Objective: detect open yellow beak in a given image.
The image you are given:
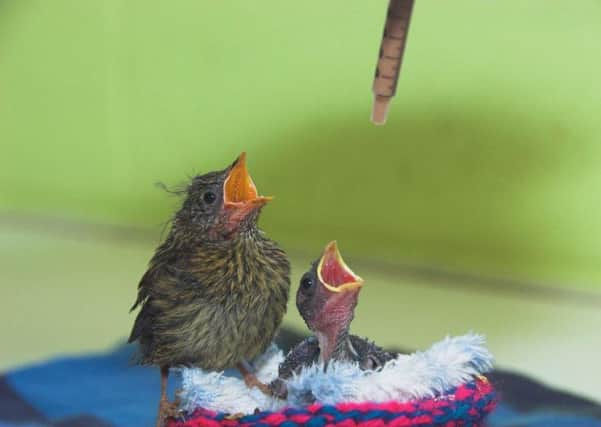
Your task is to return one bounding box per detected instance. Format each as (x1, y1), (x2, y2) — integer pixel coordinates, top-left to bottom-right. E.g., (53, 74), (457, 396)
(223, 152), (273, 207)
(317, 241), (364, 293)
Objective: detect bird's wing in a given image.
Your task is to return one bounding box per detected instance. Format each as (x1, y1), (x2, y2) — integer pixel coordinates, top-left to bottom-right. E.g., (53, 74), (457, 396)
(128, 254), (203, 338)
(278, 336), (320, 379)
(129, 266), (157, 312)
(349, 334), (397, 370)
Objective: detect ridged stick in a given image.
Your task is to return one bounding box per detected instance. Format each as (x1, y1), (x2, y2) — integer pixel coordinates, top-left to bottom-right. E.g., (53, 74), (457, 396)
(371, 0), (415, 125)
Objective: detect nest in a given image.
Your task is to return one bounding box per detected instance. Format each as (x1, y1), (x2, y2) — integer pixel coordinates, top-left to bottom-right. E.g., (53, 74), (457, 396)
(169, 334), (497, 427)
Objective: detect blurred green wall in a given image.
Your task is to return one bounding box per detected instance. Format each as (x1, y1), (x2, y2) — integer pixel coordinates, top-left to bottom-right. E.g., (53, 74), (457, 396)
(1, 0), (600, 287)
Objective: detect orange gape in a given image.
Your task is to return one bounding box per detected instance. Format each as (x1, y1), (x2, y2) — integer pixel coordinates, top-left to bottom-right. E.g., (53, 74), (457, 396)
(224, 152), (272, 206)
(224, 152), (259, 204)
(371, 0), (415, 125)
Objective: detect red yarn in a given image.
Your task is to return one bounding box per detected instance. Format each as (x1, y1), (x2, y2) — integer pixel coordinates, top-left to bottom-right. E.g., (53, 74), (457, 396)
(388, 415), (412, 427)
(262, 413), (287, 424)
(290, 414), (312, 424)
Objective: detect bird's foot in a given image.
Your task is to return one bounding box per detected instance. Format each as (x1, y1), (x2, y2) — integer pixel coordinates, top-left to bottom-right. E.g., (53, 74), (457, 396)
(173, 390), (182, 407)
(269, 378), (289, 400)
(224, 413), (245, 420)
(242, 372), (273, 397)
(156, 398), (180, 427)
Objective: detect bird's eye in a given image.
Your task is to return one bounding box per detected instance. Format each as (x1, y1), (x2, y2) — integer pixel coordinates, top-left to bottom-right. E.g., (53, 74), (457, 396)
(203, 192), (216, 204)
(300, 275), (313, 289)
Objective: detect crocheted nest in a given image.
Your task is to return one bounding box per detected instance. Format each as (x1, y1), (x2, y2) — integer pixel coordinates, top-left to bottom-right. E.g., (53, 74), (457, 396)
(169, 377), (495, 426)
(169, 334), (497, 427)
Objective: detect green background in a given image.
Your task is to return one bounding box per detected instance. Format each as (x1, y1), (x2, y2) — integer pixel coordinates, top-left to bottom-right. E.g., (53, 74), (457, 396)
(1, 0), (600, 401)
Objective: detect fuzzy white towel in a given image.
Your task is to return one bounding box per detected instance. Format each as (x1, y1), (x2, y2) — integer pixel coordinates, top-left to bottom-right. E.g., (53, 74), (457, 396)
(178, 333), (493, 414)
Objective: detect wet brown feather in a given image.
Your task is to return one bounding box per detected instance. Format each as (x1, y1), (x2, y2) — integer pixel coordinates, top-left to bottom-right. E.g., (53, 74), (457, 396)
(129, 228), (290, 370)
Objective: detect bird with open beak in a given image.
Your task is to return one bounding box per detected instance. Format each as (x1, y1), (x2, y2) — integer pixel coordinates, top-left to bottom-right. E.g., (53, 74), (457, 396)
(128, 153), (290, 426)
(270, 241), (395, 399)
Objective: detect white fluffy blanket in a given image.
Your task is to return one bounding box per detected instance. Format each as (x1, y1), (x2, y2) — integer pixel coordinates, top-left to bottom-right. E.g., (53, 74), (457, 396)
(178, 333), (493, 414)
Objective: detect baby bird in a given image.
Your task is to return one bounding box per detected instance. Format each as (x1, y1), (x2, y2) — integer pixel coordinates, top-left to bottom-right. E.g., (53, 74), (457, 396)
(271, 241), (395, 398)
(128, 153), (290, 426)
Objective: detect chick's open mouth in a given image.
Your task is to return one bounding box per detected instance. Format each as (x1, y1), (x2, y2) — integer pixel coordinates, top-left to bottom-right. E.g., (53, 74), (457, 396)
(317, 241), (364, 293)
(223, 152), (272, 206)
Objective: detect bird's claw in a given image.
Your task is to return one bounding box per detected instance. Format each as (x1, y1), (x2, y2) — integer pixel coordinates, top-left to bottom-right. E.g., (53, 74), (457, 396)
(243, 374), (274, 397)
(156, 398), (181, 427)
(224, 413), (245, 420)
(251, 381), (273, 396)
(269, 378), (289, 400)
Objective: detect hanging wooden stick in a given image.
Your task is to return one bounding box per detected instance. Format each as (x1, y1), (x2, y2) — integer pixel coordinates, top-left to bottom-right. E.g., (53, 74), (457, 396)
(371, 0), (415, 125)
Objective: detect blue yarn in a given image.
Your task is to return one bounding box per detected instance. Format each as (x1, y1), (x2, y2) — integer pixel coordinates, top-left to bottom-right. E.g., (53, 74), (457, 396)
(434, 406), (456, 423)
(283, 408), (306, 416)
(454, 402), (470, 418)
(320, 406), (339, 416)
(333, 410), (361, 422)
(361, 410), (390, 421)
(305, 415), (327, 427)
(240, 413), (262, 423)
(413, 410), (430, 420)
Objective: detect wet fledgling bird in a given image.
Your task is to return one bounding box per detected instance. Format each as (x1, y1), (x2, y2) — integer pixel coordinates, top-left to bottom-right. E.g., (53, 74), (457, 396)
(270, 241), (395, 399)
(128, 153), (291, 426)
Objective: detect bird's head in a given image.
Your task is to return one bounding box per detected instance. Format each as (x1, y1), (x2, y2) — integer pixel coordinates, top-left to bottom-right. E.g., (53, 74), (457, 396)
(296, 241), (364, 362)
(175, 152), (272, 239)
